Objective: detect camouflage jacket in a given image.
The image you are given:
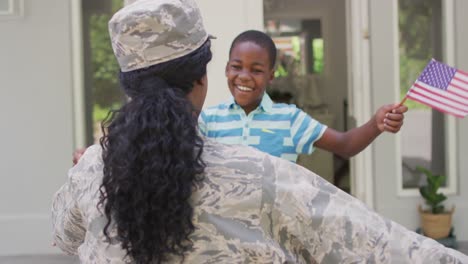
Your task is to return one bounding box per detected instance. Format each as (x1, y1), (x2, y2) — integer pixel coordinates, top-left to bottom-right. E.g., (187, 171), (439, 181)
(52, 139), (468, 263)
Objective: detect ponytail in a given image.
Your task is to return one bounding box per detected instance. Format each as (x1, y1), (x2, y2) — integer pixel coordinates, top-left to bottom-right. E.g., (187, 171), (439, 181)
(99, 40), (211, 263)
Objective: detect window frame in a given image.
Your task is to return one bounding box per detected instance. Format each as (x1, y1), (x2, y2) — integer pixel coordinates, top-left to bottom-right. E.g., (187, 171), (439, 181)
(396, 0), (458, 197)
(0, 0), (23, 19)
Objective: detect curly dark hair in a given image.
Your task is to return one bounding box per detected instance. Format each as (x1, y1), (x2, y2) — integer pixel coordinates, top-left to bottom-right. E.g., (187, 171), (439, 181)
(99, 40), (212, 264)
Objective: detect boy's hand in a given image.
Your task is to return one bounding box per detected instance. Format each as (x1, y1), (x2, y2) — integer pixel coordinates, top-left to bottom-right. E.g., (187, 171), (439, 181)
(375, 103), (408, 133)
(72, 148), (87, 165)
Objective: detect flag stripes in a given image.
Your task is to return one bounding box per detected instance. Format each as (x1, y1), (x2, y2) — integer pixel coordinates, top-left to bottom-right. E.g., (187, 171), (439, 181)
(406, 60), (468, 118)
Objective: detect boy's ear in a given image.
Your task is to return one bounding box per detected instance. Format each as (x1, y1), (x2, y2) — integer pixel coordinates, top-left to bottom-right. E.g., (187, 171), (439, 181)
(269, 69), (275, 82)
(225, 62), (229, 76)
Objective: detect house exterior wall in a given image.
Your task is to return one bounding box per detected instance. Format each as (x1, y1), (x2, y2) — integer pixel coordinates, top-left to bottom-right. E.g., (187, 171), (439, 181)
(0, 0), (75, 255)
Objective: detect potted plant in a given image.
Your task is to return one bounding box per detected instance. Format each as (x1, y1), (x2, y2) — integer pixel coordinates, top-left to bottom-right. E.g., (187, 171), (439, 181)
(417, 166), (455, 239)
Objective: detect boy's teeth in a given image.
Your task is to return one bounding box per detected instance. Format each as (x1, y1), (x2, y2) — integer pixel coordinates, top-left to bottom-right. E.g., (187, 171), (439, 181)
(238, 85), (253, 91)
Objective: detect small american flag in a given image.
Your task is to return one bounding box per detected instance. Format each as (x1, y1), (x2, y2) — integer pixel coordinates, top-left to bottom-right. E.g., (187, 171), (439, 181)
(405, 59), (468, 118)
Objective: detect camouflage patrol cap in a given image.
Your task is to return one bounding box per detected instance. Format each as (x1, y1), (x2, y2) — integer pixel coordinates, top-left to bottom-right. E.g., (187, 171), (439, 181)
(109, 0), (212, 72)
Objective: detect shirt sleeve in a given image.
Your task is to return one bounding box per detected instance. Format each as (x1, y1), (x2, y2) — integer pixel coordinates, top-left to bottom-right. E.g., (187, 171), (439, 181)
(51, 145), (102, 255)
(51, 180), (86, 255)
(290, 108), (327, 154)
(268, 157), (468, 263)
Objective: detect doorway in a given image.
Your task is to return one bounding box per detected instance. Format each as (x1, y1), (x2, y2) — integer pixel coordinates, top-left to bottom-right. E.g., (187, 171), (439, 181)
(263, 0), (351, 193)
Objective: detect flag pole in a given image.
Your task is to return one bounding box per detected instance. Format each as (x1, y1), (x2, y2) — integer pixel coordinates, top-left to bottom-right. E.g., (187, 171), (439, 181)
(399, 95), (408, 106)
(399, 88), (410, 106)
(399, 83), (415, 106)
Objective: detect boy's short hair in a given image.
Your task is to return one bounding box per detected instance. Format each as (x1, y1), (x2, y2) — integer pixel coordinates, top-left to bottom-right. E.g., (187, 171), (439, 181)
(229, 30), (277, 69)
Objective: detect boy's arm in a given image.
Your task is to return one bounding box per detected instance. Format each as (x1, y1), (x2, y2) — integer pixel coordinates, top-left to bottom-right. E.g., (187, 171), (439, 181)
(314, 103), (407, 158)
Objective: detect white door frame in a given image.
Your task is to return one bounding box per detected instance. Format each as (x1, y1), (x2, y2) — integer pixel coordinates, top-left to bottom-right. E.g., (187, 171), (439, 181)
(71, 0), (86, 149)
(345, 0), (374, 208)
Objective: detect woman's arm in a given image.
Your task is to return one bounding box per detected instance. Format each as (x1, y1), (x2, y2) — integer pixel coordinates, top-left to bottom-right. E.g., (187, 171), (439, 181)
(268, 157), (467, 263)
(52, 146), (102, 254)
(51, 182), (86, 255)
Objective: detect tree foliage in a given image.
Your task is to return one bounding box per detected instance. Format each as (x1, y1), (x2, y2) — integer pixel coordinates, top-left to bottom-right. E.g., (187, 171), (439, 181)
(89, 0), (124, 121)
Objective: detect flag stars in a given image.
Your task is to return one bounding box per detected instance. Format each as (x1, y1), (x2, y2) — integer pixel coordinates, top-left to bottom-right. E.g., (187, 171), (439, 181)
(418, 60), (456, 90)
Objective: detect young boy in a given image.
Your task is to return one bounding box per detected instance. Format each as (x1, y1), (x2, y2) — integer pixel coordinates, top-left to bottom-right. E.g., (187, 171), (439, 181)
(73, 30), (407, 164)
(198, 30), (408, 162)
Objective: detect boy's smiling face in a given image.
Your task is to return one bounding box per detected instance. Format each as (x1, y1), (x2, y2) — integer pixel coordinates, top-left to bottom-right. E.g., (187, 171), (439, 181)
(225, 41), (274, 114)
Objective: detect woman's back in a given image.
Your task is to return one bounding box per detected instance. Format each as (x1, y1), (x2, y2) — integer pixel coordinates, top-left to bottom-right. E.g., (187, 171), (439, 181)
(53, 138), (467, 263)
(53, 140), (287, 263)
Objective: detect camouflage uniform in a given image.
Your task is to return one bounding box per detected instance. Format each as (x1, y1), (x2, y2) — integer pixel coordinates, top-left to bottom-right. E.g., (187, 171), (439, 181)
(52, 139), (468, 263)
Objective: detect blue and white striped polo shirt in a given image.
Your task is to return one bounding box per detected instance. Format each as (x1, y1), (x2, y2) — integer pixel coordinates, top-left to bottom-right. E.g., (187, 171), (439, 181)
(198, 94), (327, 162)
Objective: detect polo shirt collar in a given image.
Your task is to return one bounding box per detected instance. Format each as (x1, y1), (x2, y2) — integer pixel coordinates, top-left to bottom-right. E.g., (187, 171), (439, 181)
(228, 93), (273, 112)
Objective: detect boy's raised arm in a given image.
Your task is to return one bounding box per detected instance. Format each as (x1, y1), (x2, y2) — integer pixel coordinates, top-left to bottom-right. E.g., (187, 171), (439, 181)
(314, 103), (407, 158)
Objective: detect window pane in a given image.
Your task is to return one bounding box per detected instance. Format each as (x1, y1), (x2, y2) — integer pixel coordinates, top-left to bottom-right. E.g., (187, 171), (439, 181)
(312, 38), (324, 74)
(265, 18), (323, 79)
(399, 0), (446, 189)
